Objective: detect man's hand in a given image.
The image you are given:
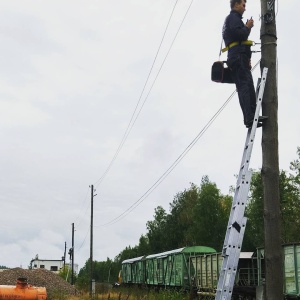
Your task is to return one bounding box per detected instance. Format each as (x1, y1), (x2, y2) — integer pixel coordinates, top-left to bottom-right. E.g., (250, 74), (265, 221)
(246, 17), (254, 29)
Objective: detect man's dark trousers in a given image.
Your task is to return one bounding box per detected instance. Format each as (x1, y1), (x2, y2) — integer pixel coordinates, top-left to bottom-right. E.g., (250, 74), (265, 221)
(228, 53), (256, 125)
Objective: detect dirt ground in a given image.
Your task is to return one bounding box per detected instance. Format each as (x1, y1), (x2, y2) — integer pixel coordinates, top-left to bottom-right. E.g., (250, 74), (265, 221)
(0, 267), (77, 297)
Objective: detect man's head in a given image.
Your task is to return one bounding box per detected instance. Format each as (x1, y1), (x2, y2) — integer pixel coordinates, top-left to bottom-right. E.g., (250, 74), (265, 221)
(230, 0), (246, 15)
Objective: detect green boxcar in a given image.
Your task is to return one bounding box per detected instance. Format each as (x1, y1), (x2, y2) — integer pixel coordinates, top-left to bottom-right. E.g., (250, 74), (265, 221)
(144, 246), (216, 289)
(257, 243), (300, 298)
(121, 246), (216, 289)
(121, 256), (145, 284)
(284, 244), (300, 296)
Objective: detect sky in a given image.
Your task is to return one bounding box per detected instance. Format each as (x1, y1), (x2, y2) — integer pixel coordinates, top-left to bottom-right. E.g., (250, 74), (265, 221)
(0, 0), (299, 272)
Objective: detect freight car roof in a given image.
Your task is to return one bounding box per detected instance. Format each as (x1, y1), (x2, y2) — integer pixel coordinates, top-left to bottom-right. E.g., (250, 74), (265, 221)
(145, 246), (216, 259)
(122, 256), (144, 264)
(121, 246), (216, 264)
(145, 248), (184, 259)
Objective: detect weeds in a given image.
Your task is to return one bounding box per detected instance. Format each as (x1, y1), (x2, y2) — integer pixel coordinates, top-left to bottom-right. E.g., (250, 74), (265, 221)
(49, 287), (217, 300)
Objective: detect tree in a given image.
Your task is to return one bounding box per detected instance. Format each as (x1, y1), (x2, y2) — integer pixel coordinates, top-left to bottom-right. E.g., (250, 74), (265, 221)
(77, 257), (121, 290)
(146, 206), (168, 253)
(144, 178), (231, 253)
(136, 234), (150, 256)
(114, 246), (138, 263)
(243, 171), (264, 250)
(77, 259), (92, 291)
(244, 152), (300, 250)
(58, 266), (77, 284)
(290, 147), (300, 186)
(166, 183), (200, 248)
(191, 176), (230, 251)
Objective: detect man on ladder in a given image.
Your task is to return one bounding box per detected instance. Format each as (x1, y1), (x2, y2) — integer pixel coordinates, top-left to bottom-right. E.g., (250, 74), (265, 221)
(222, 0), (268, 128)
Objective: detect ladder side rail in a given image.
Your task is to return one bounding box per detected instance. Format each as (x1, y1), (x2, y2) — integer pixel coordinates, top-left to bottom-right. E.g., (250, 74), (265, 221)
(241, 68), (268, 172)
(221, 150), (252, 253)
(233, 68), (268, 184)
(232, 70), (265, 191)
(225, 170), (252, 255)
(216, 172), (252, 298)
(237, 69), (268, 177)
(215, 68), (268, 300)
(216, 161), (253, 298)
(216, 217), (247, 299)
(216, 174), (253, 299)
(220, 68), (268, 253)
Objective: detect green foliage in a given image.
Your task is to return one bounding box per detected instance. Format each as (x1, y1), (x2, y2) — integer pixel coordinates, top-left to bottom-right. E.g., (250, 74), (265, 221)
(46, 289), (68, 300)
(191, 176), (231, 251)
(77, 258), (120, 292)
(114, 287), (191, 300)
(0, 265), (9, 269)
(245, 147), (300, 249)
(76, 259), (91, 291)
(166, 183), (200, 248)
(290, 147), (300, 186)
(243, 171), (264, 249)
(144, 177), (232, 253)
(58, 266), (77, 284)
(146, 206), (168, 253)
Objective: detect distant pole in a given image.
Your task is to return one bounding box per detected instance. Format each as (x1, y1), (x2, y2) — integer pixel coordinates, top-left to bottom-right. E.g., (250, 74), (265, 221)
(63, 241), (66, 269)
(260, 0), (283, 299)
(71, 223), (75, 285)
(90, 185), (96, 297)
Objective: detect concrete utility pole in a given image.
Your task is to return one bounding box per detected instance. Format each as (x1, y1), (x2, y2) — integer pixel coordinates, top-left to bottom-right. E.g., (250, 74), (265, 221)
(260, 0), (283, 299)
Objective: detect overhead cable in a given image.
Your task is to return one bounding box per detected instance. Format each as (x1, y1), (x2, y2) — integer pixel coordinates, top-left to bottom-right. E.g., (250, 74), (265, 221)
(96, 60), (261, 227)
(93, 0), (194, 189)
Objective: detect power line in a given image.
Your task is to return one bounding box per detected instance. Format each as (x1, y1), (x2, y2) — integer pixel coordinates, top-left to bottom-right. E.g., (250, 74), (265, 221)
(76, 227), (89, 251)
(96, 92), (234, 226)
(93, 0), (193, 188)
(67, 0), (197, 257)
(95, 60), (261, 227)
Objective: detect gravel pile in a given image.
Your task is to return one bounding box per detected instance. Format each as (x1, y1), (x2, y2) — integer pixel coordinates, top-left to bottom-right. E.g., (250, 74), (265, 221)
(0, 268), (77, 296)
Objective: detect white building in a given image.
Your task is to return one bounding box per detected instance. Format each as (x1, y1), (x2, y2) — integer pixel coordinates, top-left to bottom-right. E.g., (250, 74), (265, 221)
(31, 258), (78, 274)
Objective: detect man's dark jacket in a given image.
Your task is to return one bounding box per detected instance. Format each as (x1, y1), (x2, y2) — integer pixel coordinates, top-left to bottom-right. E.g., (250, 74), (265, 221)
(222, 10), (252, 59)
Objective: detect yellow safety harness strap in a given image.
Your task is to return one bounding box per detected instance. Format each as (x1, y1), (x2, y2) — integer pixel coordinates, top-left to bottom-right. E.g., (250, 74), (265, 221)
(221, 40), (254, 53)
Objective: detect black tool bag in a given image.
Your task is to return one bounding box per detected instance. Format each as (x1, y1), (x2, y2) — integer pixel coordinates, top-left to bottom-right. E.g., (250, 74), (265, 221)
(211, 61), (234, 84)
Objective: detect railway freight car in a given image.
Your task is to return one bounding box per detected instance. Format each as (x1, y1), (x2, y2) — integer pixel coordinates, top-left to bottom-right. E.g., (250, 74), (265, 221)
(121, 246), (216, 290)
(257, 243), (300, 299)
(120, 243), (300, 299)
(283, 244), (300, 298)
(191, 252), (257, 298)
(120, 247), (257, 299)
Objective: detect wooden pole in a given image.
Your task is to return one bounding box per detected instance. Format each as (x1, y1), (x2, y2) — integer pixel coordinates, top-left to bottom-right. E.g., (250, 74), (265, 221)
(260, 0), (283, 298)
(90, 185), (94, 297)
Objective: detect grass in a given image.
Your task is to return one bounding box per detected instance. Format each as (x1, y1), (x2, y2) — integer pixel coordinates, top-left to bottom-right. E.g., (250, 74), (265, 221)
(49, 288), (216, 300)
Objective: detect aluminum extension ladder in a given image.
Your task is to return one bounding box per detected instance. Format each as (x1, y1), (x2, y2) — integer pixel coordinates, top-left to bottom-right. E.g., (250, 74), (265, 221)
(215, 67), (268, 300)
